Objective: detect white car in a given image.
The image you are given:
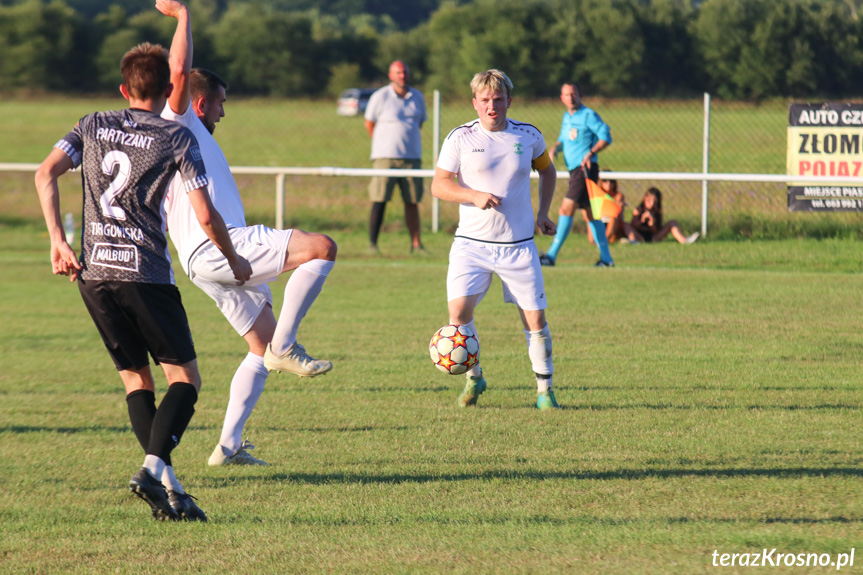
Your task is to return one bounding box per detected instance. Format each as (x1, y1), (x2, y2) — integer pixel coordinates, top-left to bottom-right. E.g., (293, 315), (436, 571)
(337, 88), (376, 116)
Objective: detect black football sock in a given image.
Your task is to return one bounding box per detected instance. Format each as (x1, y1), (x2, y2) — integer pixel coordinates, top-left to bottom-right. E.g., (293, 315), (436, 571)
(126, 389), (156, 453)
(148, 382), (197, 462)
(369, 202), (386, 246)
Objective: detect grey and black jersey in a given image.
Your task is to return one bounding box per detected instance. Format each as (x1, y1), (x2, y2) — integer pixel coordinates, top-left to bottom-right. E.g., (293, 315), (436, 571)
(55, 108), (208, 284)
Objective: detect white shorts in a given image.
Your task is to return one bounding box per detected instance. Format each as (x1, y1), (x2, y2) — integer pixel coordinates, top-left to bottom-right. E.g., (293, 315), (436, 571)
(446, 237), (547, 311)
(189, 226), (293, 335)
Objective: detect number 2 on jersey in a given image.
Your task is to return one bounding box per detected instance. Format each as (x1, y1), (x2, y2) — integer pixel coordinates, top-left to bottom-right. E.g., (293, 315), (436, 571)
(99, 150), (131, 221)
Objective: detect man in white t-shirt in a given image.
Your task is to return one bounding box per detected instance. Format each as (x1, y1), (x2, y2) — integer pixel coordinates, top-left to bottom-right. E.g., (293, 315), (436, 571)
(158, 0), (337, 466)
(364, 61), (427, 253)
(430, 69), (560, 410)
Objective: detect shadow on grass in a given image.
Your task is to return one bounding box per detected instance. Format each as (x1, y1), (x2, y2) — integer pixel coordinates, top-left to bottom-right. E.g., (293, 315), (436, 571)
(292, 425), (416, 434)
(202, 466), (863, 488)
(0, 424), (214, 434)
(0, 215), (33, 228)
(493, 384), (855, 392)
(1, 425), (132, 434)
(554, 403), (860, 411)
(213, 514), (863, 526)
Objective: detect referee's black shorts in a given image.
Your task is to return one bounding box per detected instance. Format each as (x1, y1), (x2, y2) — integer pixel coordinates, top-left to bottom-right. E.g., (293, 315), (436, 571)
(564, 164), (600, 210)
(78, 279), (197, 371)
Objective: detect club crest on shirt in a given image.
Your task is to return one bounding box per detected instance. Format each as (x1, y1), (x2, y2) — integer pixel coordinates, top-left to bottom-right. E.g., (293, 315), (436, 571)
(569, 127), (578, 141)
(190, 146), (202, 161)
(513, 143), (524, 155)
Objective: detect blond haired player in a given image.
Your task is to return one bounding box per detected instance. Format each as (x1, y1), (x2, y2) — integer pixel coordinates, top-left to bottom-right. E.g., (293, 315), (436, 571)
(431, 69), (560, 410)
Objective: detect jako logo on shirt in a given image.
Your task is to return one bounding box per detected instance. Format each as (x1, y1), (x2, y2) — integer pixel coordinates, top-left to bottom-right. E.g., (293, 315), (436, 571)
(513, 143), (524, 155)
(471, 148), (485, 153)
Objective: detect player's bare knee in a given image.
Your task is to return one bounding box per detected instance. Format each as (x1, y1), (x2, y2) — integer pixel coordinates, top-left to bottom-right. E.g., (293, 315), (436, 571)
(303, 232), (336, 262)
(319, 234), (337, 261)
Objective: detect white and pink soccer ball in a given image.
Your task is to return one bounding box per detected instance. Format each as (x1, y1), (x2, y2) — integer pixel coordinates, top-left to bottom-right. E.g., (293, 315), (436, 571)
(429, 324), (480, 375)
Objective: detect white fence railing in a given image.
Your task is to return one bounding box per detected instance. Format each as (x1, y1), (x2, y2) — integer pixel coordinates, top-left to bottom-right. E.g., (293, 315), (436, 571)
(5, 162), (863, 234)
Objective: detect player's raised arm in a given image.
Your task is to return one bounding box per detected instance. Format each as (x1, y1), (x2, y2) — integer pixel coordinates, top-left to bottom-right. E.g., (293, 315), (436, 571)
(186, 187), (252, 285)
(431, 167), (501, 210)
(34, 148), (82, 281)
(157, 0), (192, 115)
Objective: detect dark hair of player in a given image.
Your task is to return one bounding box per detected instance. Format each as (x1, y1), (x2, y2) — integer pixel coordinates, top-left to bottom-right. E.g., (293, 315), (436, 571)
(190, 68), (229, 101)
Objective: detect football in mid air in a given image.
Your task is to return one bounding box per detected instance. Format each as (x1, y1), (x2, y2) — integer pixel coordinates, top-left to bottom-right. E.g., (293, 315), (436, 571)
(429, 324), (479, 375)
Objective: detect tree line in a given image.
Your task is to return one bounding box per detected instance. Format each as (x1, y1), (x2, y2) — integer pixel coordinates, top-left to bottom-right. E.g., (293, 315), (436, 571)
(1, 0), (862, 100)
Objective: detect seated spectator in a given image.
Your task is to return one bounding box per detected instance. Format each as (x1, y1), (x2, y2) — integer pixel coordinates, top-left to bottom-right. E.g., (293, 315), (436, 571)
(586, 174), (626, 245)
(624, 187), (699, 244)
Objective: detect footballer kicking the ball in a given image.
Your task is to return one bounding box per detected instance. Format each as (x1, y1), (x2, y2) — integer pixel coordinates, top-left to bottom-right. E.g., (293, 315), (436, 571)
(430, 69), (560, 410)
(157, 0), (337, 467)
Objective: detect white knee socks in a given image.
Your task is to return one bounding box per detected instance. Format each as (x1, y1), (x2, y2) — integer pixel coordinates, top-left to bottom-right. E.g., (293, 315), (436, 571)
(272, 259), (334, 355)
(218, 353), (269, 453)
(524, 324), (554, 391)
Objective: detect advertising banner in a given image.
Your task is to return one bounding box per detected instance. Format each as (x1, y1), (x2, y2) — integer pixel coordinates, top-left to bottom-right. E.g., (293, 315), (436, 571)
(787, 103), (863, 211)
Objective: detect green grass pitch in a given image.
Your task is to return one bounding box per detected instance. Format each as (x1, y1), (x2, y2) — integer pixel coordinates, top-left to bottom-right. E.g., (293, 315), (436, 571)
(1, 221), (862, 573)
(1, 95), (861, 573)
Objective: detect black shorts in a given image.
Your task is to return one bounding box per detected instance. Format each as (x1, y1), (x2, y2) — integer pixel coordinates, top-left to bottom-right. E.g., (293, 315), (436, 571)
(78, 279), (196, 371)
(565, 164), (600, 210)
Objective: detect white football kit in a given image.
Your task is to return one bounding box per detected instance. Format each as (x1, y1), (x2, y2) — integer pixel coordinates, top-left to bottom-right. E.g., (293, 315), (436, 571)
(162, 103), (292, 335)
(437, 119), (549, 310)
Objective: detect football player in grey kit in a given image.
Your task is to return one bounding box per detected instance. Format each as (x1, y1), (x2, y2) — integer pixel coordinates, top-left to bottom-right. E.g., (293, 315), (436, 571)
(35, 41), (251, 521)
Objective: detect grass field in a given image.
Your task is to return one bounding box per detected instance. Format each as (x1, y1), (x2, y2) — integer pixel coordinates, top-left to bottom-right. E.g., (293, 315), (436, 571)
(2, 213), (863, 573)
(2, 96), (863, 572)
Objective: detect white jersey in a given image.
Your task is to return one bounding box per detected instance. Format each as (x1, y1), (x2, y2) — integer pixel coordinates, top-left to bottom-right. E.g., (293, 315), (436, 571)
(437, 119), (548, 244)
(162, 103), (247, 274)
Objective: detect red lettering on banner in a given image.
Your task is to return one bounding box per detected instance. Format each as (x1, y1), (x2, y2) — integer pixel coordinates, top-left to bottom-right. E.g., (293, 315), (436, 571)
(798, 161), (861, 177)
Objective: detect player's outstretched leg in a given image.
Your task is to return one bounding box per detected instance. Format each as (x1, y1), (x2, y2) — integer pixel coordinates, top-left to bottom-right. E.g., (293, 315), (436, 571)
(265, 233), (336, 377)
